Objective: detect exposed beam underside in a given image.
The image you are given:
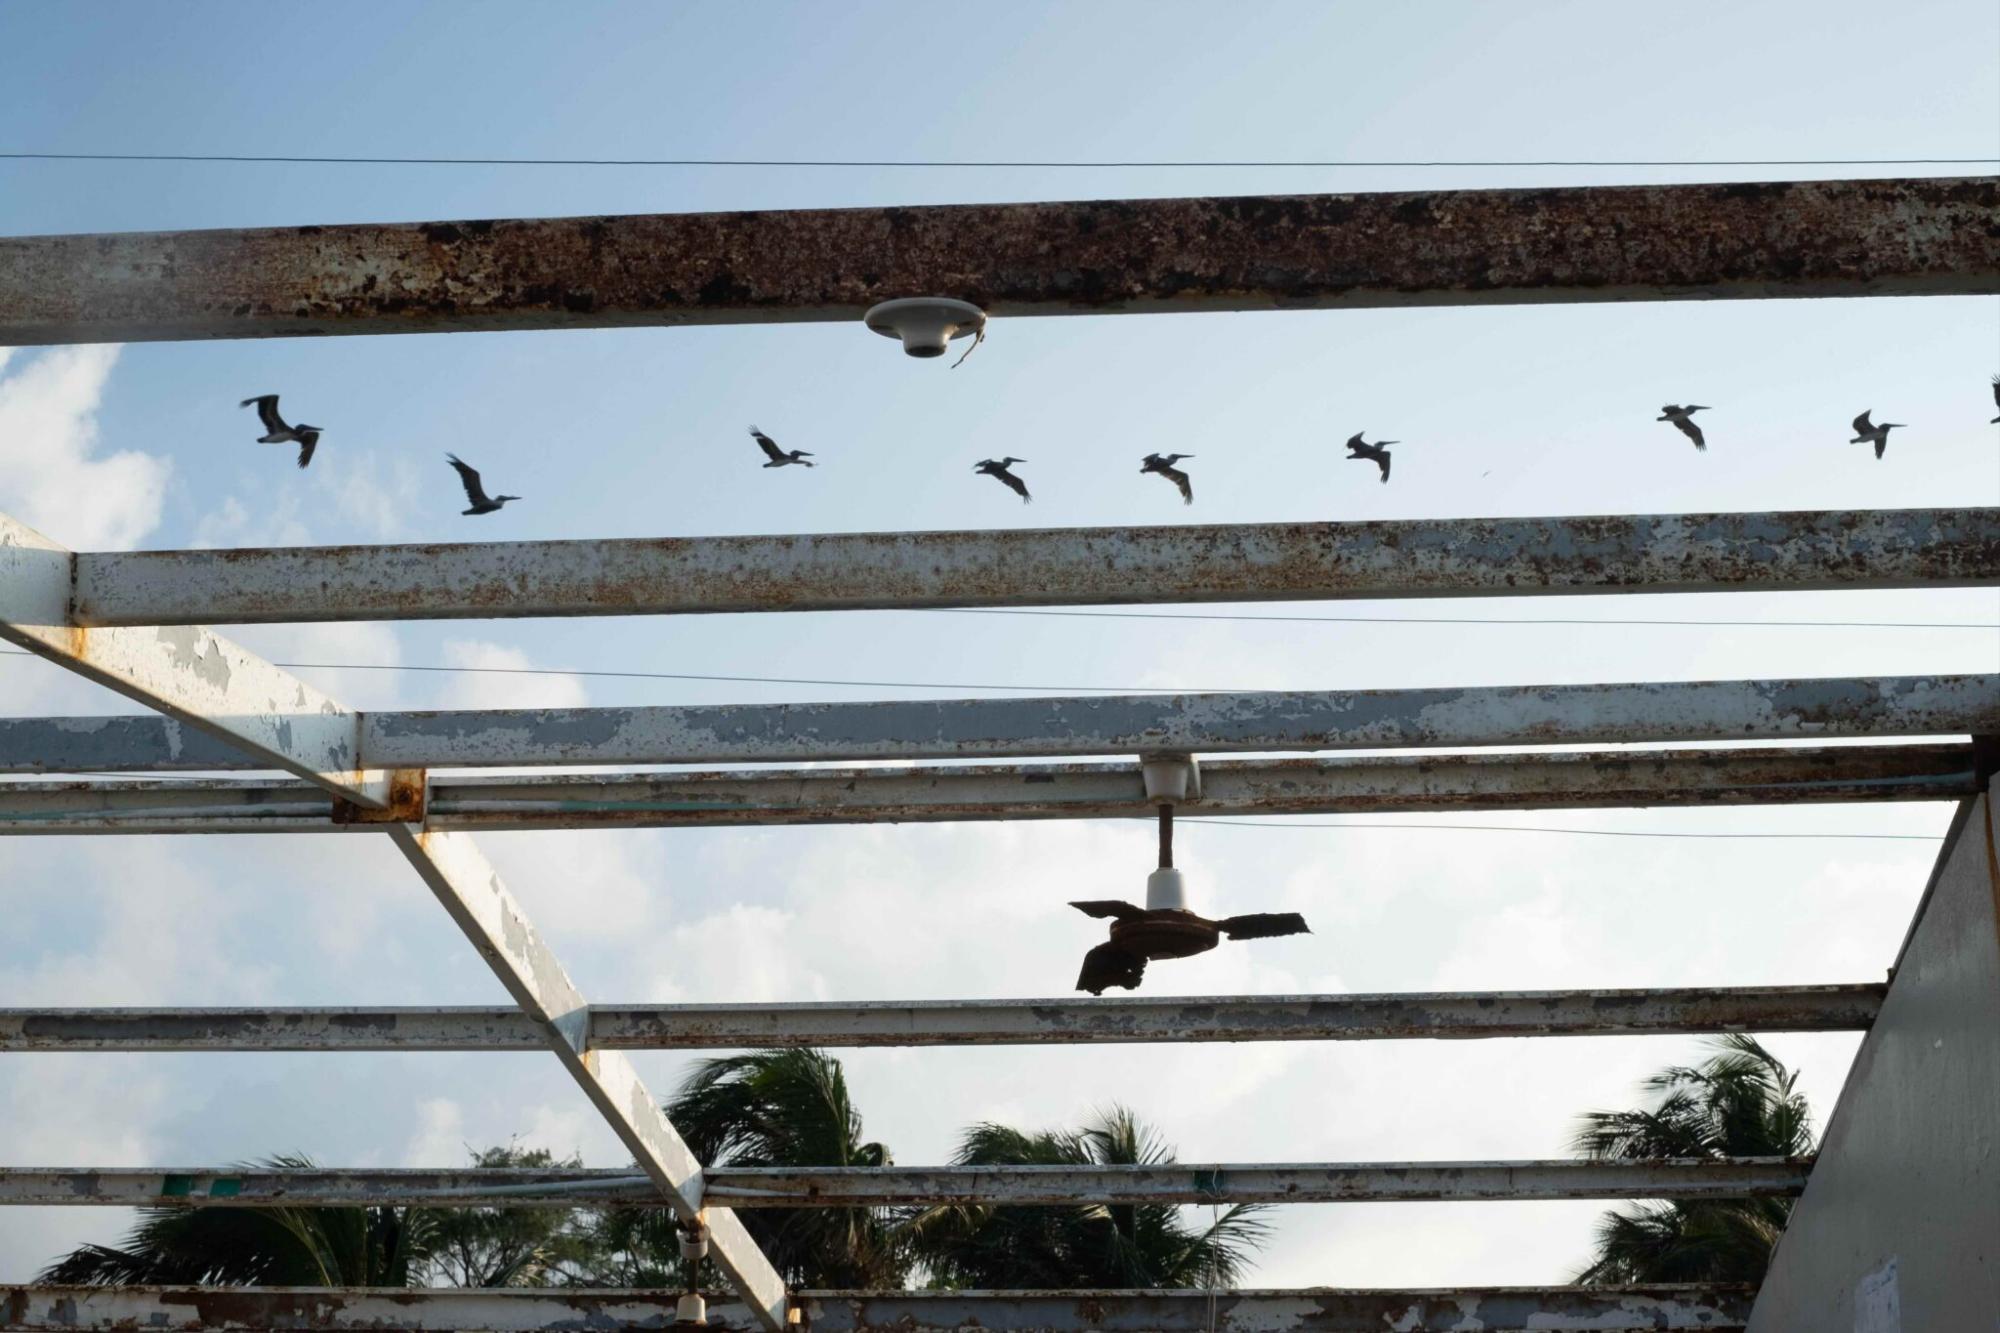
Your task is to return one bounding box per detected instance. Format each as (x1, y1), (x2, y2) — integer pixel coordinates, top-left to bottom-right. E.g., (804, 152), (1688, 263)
(0, 515), (392, 807)
(385, 827), (787, 1329)
(1, 675), (1990, 772)
(2, 176), (1992, 345)
(0, 1285), (1761, 1331)
(0, 1159), (1809, 1208)
(0, 985), (1885, 1051)
(0, 744), (1974, 833)
(62, 507), (2000, 625)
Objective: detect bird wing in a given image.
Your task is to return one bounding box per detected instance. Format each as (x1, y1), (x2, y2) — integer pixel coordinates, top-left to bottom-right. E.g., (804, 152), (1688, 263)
(1164, 466), (1192, 503)
(996, 469), (1031, 502)
(1070, 899), (1144, 921)
(296, 433), (318, 469)
(1075, 942), (1147, 995)
(1875, 437), (1887, 459)
(446, 454), (490, 505)
(1673, 417), (1706, 450)
(1377, 452), (1391, 483)
(241, 395), (287, 434)
(1852, 411), (1873, 435)
(1216, 912), (1311, 940)
(1991, 375), (1999, 412)
(750, 428), (785, 463)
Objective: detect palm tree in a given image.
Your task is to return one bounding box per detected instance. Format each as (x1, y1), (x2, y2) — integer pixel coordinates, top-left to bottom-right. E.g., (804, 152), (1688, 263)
(40, 1147), (587, 1289)
(657, 1049), (907, 1288)
(1572, 1034), (1815, 1285)
(38, 1155), (435, 1286)
(903, 1105), (1269, 1289)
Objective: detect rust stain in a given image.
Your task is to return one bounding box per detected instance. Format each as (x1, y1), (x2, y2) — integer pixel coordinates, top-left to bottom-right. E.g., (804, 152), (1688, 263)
(330, 768), (427, 824)
(2, 177), (1995, 345)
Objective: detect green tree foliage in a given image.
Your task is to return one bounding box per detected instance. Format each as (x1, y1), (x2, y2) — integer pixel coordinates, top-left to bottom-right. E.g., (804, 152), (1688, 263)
(902, 1105), (1268, 1289)
(40, 1147), (587, 1289)
(1572, 1034), (1815, 1285)
(38, 1154), (434, 1287)
(650, 1048), (907, 1288)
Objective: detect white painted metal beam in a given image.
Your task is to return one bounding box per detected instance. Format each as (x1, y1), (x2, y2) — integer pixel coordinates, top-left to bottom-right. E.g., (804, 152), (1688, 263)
(2, 675), (1991, 772)
(64, 507), (2000, 625)
(0, 744), (1974, 833)
(0, 1284), (1761, 1331)
(0, 513), (393, 807)
(0, 985), (1885, 1051)
(385, 826), (786, 1330)
(0, 1158), (1810, 1207)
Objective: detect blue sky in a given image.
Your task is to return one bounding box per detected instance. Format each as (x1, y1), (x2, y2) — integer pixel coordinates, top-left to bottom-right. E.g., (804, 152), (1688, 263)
(1, 0), (1997, 1289)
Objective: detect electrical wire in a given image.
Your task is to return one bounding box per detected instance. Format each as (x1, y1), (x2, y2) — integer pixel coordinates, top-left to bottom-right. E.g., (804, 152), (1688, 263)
(939, 608), (2000, 632)
(3, 152), (1995, 170)
(1181, 818), (1940, 841)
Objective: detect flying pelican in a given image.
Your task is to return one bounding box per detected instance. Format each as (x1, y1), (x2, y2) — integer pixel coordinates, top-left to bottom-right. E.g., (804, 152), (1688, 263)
(1140, 453), (1194, 504)
(1849, 411), (1905, 459)
(445, 454), (521, 515)
(750, 427), (814, 468)
(975, 457), (1031, 503)
(1344, 432), (1395, 483)
(1657, 404), (1710, 451)
(1989, 375), (1998, 424)
(239, 394), (323, 468)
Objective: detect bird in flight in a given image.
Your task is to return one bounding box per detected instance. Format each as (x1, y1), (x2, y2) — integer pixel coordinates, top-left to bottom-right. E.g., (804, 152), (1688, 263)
(975, 457), (1031, 503)
(1657, 404), (1710, 451)
(239, 394), (323, 468)
(1989, 375), (1998, 424)
(1070, 899), (1309, 994)
(1849, 411), (1905, 459)
(445, 454), (521, 515)
(1344, 432), (1395, 483)
(1140, 453), (1195, 504)
(749, 427), (814, 468)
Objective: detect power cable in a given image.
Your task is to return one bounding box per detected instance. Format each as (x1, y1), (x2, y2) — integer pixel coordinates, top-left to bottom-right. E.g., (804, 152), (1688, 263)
(4, 152), (1995, 170)
(1181, 818), (1940, 841)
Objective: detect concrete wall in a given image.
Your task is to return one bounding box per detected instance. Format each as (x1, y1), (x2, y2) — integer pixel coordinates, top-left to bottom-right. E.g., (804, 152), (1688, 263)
(1748, 790), (2000, 1330)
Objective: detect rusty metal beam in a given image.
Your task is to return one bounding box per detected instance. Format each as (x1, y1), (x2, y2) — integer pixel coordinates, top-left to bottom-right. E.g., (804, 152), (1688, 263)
(62, 508), (2000, 625)
(385, 826), (786, 1330)
(0, 985), (1885, 1052)
(0, 1285), (1761, 1331)
(0, 1158), (1810, 1208)
(2, 176), (1992, 346)
(0, 744), (1974, 833)
(1, 675), (1990, 773)
(0, 513), (394, 807)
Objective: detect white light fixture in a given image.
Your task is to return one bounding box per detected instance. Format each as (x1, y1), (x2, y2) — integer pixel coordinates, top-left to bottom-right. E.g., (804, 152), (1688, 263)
(863, 297), (987, 359)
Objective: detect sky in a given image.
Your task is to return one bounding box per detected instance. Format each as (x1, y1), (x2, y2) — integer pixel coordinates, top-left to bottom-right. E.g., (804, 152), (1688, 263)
(2, 0), (1998, 1291)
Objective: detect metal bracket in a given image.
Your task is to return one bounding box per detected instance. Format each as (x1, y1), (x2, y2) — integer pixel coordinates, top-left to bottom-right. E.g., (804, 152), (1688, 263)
(330, 769), (428, 825)
(1141, 754), (1201, 804)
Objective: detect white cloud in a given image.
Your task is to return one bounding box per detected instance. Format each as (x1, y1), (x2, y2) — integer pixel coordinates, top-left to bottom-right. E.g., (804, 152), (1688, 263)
(0, 345), (167, 550)
(437, 639), (589, 711)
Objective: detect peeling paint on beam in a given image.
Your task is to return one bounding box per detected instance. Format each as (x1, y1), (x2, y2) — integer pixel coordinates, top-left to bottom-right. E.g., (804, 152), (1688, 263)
(0, 745), (1974, 832)
(587, 984), (1885, 1049)
(0, 1007), (542, 1050)
(0, 1159), (1810, 1208)
(0, 1284), (1761, 1331)
(2, 176), (1993, 346)
(67, 507), (2000, 625)
(363, 674), (2000, 768)
(2, 676), (1971, 777)
(0, 985), (1884, 1051)
(0, 513), (390, 805)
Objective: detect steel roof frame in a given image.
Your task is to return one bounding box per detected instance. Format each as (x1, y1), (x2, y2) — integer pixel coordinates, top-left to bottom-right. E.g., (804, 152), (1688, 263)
(4, 175), (1996, 1331)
